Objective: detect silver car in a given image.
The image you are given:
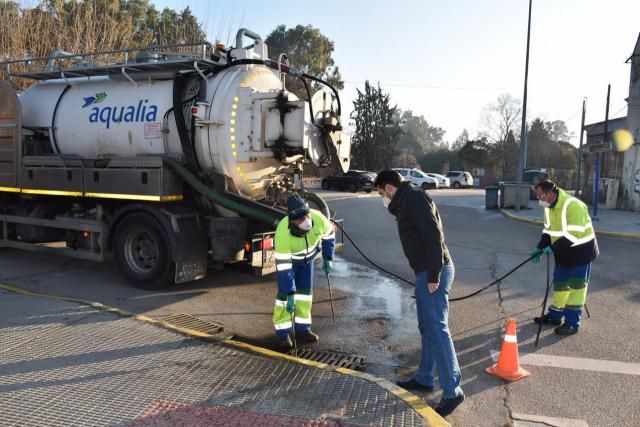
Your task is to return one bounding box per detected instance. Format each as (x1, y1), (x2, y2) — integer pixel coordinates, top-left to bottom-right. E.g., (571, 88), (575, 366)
(426, 173), (450, 188)
(445, 171), (474, 188)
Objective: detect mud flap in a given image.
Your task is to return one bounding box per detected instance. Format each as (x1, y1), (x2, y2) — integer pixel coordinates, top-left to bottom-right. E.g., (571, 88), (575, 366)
(160, 210), (208, 284)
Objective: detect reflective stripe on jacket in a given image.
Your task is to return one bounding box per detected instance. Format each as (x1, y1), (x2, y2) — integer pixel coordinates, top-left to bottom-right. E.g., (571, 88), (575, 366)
(274, 209), (335, 293)
(543, 189), (595, 247)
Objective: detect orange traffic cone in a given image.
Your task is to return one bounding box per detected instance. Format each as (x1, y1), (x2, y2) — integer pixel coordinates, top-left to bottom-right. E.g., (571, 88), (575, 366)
(486, 319), (530, 381)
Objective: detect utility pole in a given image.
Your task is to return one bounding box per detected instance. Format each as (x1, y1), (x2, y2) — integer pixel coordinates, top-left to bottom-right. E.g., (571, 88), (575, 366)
(593, 84), (611, 221)
(516, 0), (533, 212)
(575, 98), (587, 197)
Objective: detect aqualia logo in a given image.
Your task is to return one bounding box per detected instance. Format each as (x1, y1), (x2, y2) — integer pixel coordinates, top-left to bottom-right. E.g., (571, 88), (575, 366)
(84, 92), (158, 129)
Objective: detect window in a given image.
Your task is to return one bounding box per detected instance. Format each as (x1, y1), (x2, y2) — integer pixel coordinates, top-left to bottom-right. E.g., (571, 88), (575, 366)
(410, 171), (422, 178)
(446, 172), (458, 177)
(396, 169), (407, 176)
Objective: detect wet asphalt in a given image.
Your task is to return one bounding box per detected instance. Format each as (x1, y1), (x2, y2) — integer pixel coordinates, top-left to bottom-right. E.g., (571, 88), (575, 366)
(0, 188), (638, 426)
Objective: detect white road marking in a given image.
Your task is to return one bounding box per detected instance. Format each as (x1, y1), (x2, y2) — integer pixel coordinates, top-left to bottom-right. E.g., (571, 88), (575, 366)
(512, 412), (589, 427)
(490, 350), (640, 376)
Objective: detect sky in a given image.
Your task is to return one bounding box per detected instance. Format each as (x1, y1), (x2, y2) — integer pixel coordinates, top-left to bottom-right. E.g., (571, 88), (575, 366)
(154, 0), (640, 146)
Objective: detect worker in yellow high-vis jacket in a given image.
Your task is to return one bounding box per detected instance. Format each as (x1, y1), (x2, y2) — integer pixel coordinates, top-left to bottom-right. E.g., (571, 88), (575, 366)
(272, 194), (335, 349)
(530, 180), (599, 335)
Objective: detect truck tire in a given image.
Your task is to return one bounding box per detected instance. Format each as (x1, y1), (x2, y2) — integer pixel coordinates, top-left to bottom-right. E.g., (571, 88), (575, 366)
(453, 182), (461, 189)
(349, 183), (357, 192)
(114, 213), (175, 290)
(321, 180), (330, 190)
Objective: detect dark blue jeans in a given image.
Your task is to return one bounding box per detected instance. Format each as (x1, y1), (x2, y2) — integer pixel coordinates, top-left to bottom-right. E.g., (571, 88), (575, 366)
(414, 263), (463, 399)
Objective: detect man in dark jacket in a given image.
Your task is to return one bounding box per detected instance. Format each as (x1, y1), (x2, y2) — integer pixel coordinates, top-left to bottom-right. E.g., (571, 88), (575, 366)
(374, 170), (464, 418)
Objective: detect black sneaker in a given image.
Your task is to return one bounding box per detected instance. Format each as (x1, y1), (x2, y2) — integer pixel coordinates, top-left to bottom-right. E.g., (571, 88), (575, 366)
(276, 334), (293, 349)
(554, 323), (579, 335)
(396, 378), (434, 392)
(297, 330), (319, 343)
(435, 393), (465, 417)
(534, 314), (562, 326)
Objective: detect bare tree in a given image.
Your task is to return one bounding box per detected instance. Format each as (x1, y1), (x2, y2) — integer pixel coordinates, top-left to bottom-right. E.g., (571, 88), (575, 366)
(480, 94), (522, 180)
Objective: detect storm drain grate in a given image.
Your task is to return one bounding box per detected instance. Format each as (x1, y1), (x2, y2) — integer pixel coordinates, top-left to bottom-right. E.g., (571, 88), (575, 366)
(288, 349), (365, 370)
(157, 313), (224, 335)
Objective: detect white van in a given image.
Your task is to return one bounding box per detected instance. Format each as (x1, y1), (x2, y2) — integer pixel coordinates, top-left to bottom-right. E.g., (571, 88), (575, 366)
(392, 168), (439, 190)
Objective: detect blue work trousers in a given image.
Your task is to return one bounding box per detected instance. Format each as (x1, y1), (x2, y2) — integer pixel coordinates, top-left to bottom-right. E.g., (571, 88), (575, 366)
(414, 263), (463, 399)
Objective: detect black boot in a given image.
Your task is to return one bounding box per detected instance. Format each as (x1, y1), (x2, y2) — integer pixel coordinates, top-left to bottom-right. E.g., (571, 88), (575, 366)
(396, 378), (434, 392)
(534, 314), (562, 326)
(276, 334), (293, 349)
(554, 323), (579, 335)
(435, 393), (465, 417)
(297, 330), (319, 343)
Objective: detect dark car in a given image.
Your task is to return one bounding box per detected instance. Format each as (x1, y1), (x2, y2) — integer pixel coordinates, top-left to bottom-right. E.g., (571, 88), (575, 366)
(321, 170), (375, 193)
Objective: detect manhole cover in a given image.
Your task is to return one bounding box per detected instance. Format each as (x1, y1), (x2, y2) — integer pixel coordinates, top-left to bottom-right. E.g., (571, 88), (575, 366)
(157, 313), (224, 335)
(288, 349), (365, 370)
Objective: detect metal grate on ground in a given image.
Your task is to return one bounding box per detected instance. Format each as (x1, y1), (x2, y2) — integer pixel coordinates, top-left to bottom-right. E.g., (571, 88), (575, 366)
(155, 313), (224, 335)
(0, 297), (430, 427)
(288, 349), (366, 370)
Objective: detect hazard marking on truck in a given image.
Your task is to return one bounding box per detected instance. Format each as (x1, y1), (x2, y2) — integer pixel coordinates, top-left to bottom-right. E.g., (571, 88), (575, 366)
(144, 123), (162, 139)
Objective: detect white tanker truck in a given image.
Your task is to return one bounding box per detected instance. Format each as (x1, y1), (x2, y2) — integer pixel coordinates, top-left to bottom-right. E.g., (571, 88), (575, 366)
(0, 29), (351, 289)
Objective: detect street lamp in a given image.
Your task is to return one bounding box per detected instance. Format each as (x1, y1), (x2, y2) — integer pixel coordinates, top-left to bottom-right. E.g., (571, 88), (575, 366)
(516, 0), (533, 212)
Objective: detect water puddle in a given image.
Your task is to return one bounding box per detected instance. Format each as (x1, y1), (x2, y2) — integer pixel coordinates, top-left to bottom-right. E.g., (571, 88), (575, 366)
(327, 256), (407, 320)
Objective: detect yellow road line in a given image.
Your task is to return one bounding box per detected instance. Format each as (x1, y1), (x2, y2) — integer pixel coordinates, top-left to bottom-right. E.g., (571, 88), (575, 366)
(0, 186), (21, 193)
(0, 282), (448, 426)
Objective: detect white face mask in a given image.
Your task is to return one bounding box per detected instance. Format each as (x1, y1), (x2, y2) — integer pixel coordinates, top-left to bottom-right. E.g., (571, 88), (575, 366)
(538, 200), (551, 208)
(298, 216), (312, 231)
(382, 186), (392, 208)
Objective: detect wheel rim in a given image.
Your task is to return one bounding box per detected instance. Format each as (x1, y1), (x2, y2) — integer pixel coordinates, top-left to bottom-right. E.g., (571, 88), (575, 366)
(124, 231), (159, 275)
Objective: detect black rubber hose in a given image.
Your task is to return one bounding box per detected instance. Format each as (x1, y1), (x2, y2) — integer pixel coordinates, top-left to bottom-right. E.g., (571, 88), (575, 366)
(302, 73), (341, 118)
(305, 192), (330, 219)
(333, 220), (538, 302)
(172, 74), (199, 171)
(162, 156), (280, 227)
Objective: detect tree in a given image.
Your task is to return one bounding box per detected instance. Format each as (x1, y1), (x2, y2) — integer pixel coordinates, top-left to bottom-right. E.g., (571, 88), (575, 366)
(0, 1), (206, 90)
(419, 148), (459, 173)
(458, 138), (493, 167)
(480, 94), (522, 180)
(526, 118), (578, 169)
(397, 110), (445, 157)
(265, 25), (343, 100)
(451, 129), (469, 151)
(350, 81), (401, 171)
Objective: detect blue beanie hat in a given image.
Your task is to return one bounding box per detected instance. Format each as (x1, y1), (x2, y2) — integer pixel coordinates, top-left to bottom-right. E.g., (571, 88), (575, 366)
(287, 194), (309, 220)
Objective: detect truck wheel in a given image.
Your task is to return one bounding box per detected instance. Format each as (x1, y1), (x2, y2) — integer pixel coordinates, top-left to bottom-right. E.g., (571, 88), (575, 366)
(453, 182), (461, 189)
(349, 184), (357, 192)
(321, 180), (330, 190)
(114, 213), (174, 290)
(421, 183), (429, 191)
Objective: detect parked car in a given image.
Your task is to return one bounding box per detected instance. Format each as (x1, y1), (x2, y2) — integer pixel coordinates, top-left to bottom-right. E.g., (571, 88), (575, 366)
(426, 173), (450, 188)
(321, 170), (375, 192)
(445, 171), (474, 188)
(392, 168), (438, 190)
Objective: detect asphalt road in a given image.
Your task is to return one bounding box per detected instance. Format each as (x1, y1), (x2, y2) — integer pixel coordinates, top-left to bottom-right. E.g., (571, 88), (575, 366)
(323, 188), (640, 427)
(1, 188), (639, 426)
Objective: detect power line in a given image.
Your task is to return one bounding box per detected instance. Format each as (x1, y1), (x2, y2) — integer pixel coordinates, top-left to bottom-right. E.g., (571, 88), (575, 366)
(343, 81), (508, 92)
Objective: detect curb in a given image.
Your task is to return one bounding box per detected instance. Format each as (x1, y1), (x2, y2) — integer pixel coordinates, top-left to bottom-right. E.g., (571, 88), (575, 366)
(499, 209), (640, 240)
(0, 282), (449, 427)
